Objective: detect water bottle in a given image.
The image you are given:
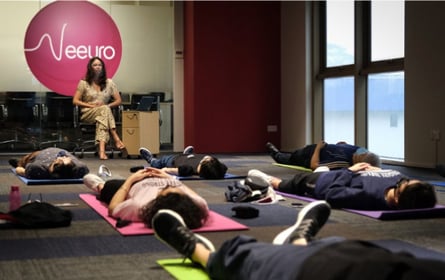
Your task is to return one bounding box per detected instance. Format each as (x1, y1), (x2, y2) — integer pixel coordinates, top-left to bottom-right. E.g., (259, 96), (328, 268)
(9, 185), (21, 212)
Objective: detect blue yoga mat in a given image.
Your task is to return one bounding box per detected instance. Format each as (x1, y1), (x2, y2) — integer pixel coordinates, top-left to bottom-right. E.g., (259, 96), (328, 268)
(176, 173), (246, 181)
(11, 168), (83, 185)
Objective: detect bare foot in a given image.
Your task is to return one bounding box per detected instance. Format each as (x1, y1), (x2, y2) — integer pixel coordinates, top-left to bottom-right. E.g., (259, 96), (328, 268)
(115, 140), (125, 150)
(99, 151), (108, 160)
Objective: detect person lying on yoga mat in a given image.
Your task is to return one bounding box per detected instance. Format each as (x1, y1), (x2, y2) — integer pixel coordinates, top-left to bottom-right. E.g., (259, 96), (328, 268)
(8, 147), (89, 179)
(131, 146), (228, 179)
(152, 201), (445, 280)
(267, 140), (381, 170)
(246, 163), (437, 210)
(83, 167), (208, 229)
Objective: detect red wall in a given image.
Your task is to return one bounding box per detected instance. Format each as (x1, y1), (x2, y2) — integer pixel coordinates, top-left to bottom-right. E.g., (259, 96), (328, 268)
(184, 2), (281, 153)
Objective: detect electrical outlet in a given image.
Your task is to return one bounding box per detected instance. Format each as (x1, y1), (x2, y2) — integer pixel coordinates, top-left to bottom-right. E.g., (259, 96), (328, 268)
(431, 130), (441, 141)
(267, 125), (277, 132)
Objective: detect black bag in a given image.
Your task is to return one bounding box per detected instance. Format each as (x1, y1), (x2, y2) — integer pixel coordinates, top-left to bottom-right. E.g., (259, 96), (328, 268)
(225, 179), (269, 203)
(4, 201), (72, 228)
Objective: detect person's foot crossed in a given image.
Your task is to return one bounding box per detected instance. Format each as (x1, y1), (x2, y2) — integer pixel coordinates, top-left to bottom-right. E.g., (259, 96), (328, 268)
(273, 200), (331, 244)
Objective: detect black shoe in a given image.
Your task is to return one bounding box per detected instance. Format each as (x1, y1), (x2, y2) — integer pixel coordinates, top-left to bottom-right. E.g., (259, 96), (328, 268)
(152, 209), (215, 260)
(139, 147), (153, 164)
(8, 159), (18, 168)
(272, 200), (331, 244)
(266, 142), (280, 155)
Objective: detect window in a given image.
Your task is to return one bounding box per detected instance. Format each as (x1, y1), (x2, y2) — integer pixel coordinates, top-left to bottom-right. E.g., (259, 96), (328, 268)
(318, 1), (405, 161)
(368, 72), (404, 159)
(326, 1), (354, 67)
(324, 77), (354, 143)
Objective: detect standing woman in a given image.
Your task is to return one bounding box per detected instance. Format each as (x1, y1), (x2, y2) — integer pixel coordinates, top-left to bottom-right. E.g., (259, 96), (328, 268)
(73, 56), (125, 160)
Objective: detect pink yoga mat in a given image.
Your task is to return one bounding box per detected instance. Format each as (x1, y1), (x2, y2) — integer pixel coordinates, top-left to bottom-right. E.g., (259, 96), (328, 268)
(79, 193), (248, 235)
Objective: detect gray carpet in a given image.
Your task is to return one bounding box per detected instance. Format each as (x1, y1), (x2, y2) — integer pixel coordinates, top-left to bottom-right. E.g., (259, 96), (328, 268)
(1, 153), (445, 279)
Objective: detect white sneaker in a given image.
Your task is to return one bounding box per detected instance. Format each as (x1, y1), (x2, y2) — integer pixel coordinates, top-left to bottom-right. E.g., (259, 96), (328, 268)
(83, 174), (105, 193)
(272, 200), (331, 244)
(183, 145), (194, 154)
(98, 164), (112, 177)
(247, 169), (272, 187)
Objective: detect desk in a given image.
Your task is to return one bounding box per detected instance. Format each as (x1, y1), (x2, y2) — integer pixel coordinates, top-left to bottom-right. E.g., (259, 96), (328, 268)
(122, 111), (159, 155)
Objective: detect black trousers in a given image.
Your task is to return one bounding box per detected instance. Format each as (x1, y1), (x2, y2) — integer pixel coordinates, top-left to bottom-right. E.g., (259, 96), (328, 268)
(277, 170), (323, 196)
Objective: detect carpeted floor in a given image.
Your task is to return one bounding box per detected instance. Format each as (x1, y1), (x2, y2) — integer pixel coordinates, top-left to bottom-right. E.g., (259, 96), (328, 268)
(1, 152), (445, 279)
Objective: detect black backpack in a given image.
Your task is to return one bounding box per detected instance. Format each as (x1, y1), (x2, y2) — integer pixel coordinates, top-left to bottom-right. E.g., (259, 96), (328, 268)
(1, 201), (72, 228)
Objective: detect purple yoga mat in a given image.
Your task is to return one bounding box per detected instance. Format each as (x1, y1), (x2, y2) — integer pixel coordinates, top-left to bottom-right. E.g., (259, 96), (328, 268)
(276, 191), (445, 220)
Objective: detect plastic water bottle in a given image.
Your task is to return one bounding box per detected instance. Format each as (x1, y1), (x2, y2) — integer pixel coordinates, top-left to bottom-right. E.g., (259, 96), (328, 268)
(9, 185), (21, 211)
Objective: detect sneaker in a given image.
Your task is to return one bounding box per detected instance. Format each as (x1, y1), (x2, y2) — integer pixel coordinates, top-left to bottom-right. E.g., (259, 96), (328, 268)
(152, 209), (215, 260)
(272, 200), (331, 245)
(83, 174), (105, 193)
(247, 169), (272, 187)
(98, 164), (112, 177)
(183, 145), (194, 154)
(8, 159), (18, 168)
(139, 147), (153, 164)
(266, 142), (280, 155)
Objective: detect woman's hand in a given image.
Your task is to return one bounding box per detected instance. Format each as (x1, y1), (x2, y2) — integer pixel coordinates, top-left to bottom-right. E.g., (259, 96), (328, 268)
(145, 167), (175, 178)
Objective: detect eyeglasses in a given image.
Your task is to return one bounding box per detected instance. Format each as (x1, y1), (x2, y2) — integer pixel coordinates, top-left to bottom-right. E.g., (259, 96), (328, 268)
(92, 63), (102, 67)
(395, 177), (410, 198)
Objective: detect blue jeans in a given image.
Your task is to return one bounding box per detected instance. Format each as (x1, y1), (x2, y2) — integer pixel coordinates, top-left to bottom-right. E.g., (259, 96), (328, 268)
(150, 155), (176, 169)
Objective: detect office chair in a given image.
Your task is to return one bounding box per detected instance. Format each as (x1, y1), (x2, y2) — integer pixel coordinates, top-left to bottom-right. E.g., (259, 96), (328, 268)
(39, 92), (79, 151)
(72, 95), (124, 159)
(0, 91), (39, 151)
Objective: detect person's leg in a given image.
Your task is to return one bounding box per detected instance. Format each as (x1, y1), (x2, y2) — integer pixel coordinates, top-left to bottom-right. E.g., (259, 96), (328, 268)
(98, 140), (108, 160)
(207, 201), (332, 279)
(98, 179), (126, 204)
(150, 154), (176, 169)
(247, 169), (322, 196)
(266, 142), (292, 163)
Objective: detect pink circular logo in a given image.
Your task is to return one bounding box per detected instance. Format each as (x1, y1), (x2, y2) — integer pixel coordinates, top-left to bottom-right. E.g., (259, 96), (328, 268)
(24, 1), (122, 96)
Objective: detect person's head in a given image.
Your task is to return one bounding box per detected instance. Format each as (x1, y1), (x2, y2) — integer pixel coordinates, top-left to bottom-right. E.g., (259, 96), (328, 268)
(198, 156), (228, 179)
(85, 56), (107, 88)
(395, 178), (437, 209)
(352, 152), (381, 167)
(140, 185), (208, 229)
(48, 156), (75, 179)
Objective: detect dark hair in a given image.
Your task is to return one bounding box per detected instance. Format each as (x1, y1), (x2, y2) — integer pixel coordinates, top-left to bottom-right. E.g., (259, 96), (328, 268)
(140, 192), (208, 229)
(398, 182), (437, 209)
(353, 152), (381, 167)
(50, 161), (76, 179)
(85, 56), (107, 90)
(199, 157), (228, 179)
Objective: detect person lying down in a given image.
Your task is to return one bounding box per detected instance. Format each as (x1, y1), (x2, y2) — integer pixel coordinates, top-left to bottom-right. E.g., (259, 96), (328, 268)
(83, 167), (208, 229)
(9, 147), (89, 179)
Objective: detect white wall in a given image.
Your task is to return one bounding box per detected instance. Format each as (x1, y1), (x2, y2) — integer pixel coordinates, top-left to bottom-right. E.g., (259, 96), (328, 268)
(0, 1), (174, 96)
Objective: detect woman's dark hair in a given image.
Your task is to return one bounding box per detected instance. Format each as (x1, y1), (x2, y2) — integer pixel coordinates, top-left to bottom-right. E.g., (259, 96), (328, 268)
(140, 192), (208, 229)
(85, 56), (107, 90)
(199, 157), (228, 179)
(398, 182), (437, 209)
(50, 161), (76, 179)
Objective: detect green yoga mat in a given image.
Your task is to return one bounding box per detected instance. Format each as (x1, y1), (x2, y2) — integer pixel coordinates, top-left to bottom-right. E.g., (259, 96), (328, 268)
(272, 163), (312, 172)
(157, 259), (209, 280)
